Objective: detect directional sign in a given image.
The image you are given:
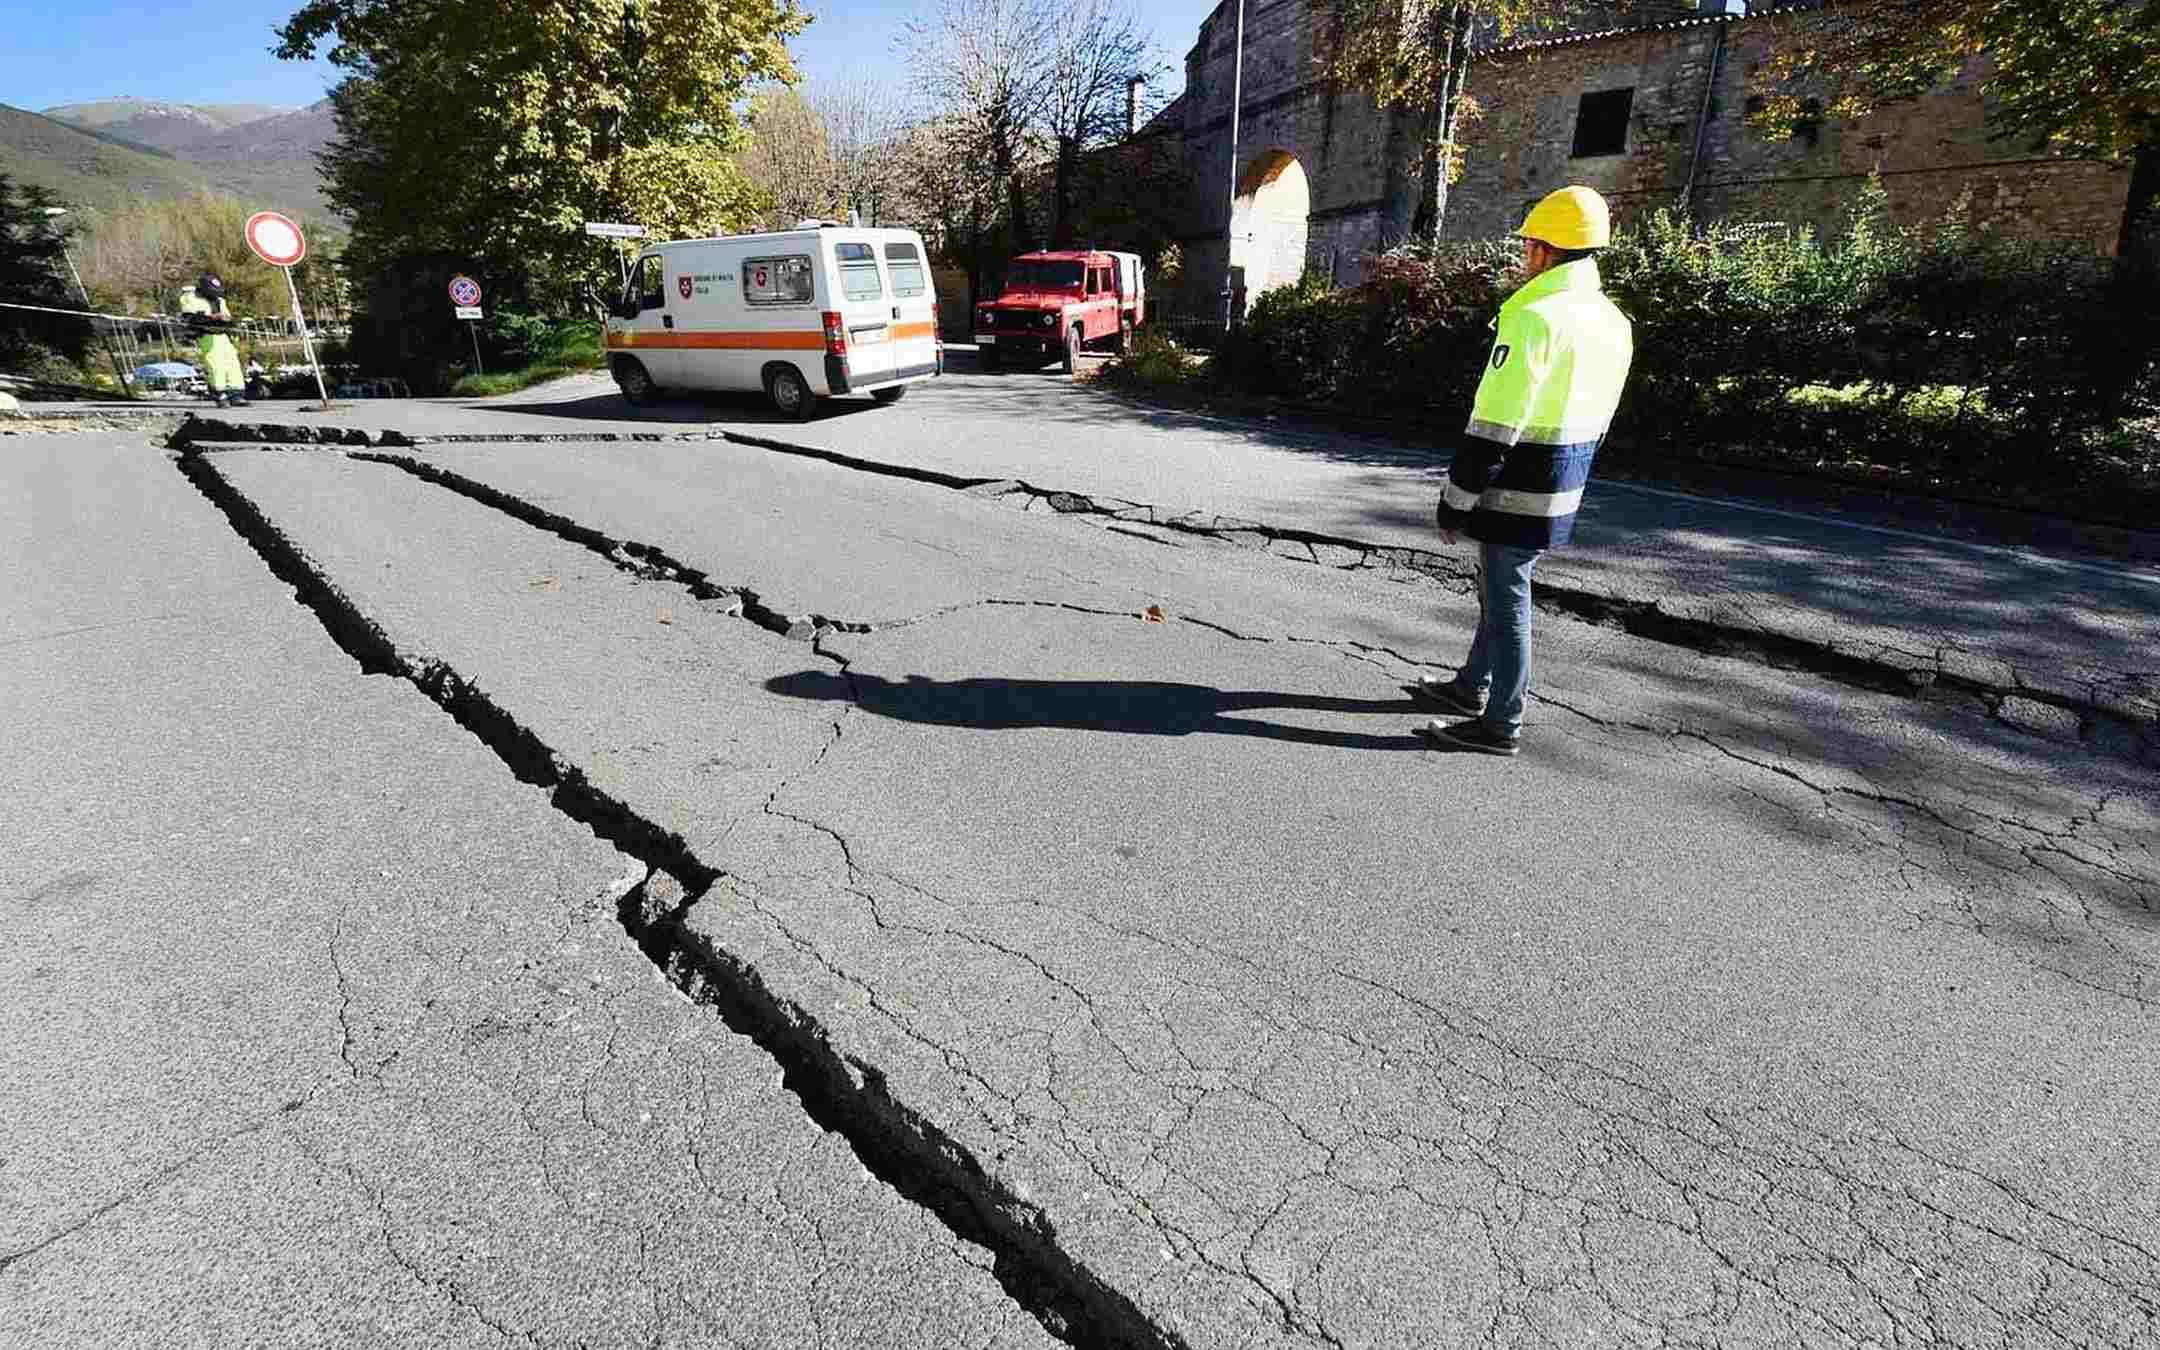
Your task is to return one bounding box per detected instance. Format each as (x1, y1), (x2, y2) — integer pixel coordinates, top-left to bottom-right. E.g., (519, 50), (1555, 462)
(244, 211), (307, 267)
(455, 306), (484, 321)
(448, 276), (483, 307)
(583, 222), (648, 239)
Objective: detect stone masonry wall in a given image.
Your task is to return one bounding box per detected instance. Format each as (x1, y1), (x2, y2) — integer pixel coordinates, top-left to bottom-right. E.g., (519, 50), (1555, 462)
(1450, 20), (2130, 253)
(1169, 0), (1414, 308)
(1135, 0), (2131, 322)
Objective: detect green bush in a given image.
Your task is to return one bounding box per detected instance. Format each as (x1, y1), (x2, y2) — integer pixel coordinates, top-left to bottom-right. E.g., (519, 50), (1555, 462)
(1116, 324), (1204, 385)
(1220, 242), (1516, 406)
(1203, 190), (2159, 510)
(480, 312), (605, 373)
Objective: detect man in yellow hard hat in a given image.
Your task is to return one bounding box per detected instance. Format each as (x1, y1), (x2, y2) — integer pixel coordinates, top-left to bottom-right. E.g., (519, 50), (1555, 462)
(1412, 185), (1634, 757)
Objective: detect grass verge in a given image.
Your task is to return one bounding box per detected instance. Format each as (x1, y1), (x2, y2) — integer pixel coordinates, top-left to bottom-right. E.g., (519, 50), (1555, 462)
(449, 363), (590, 398)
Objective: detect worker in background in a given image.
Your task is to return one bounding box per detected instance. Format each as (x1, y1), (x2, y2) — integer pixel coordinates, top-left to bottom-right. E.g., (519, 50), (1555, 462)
(1413, 186), (1634, 758)
(179, 272), (249, 408)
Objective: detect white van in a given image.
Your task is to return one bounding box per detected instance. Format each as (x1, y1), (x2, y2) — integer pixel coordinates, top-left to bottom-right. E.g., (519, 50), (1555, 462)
(606, 223), (942, 418)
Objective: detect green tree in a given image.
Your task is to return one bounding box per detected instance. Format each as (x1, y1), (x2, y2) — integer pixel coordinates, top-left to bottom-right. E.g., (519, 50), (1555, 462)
(1319, 0), (1551, 246)
(0, 174), (90, 371)
(276, 0), (802, 308)
(1751, 0), (2160, 263)
(0, 174), (75, 308)
(78, 192), (343, 317)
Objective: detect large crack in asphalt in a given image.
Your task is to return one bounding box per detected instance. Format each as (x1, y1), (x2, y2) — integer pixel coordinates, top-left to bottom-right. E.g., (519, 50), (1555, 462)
(173, 447), (1181, 1350)
(282, 438), (2160, 1008)
(225, 437), (2160, 1009)
(169, 416), (2158, 764)
(169, 438), (2160, 1344)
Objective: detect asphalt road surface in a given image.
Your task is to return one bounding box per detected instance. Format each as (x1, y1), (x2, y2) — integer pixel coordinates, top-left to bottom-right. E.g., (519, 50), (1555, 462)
(6, 369), (2158, 1349)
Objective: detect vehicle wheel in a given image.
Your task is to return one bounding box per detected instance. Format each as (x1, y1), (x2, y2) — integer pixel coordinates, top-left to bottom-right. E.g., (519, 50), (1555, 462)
(1114, 319), (1133, 355)
(1062, 324), (1082, 375)
(766, 364), (818, 421)
(981, 347), (1002, 372)
(872, 386), (907, 406)
(614, 358), (659, 406)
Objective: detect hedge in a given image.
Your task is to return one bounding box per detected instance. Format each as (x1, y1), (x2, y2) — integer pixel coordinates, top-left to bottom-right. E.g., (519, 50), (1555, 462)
(1205, 186), (2160, 514)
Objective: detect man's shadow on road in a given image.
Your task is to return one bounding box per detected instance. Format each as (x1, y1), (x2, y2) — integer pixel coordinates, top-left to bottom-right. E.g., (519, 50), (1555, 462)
(766, 671), (1437, 752)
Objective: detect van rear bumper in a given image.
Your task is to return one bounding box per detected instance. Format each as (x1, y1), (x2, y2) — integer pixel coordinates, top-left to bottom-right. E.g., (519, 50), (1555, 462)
(846, 362), (939, 393)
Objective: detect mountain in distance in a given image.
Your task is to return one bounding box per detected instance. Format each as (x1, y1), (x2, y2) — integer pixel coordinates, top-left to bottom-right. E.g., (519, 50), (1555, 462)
(5, 97), (333, 217)
(178, 101), (336, 167)
(43, 98), (290, 152)
(0, 103), (217, 212)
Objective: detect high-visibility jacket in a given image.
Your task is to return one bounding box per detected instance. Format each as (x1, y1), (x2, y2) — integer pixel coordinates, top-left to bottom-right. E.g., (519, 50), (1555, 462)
(1437, 257), (1633, 550)
(179, 290), (244, 390)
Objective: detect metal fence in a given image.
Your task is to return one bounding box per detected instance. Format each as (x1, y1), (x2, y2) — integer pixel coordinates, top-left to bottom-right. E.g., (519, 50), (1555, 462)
(1150, 304), (1234, 352)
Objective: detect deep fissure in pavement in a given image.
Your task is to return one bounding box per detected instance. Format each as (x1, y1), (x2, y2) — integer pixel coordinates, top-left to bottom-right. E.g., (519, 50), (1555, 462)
(173, 447), (1183, 1350)
(173, 419), (2155, 759)
(351, 450), (869, 641)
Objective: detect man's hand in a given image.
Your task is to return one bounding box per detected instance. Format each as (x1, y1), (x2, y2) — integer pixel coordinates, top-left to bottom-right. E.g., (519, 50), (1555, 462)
(1434, 499), (1459, 546)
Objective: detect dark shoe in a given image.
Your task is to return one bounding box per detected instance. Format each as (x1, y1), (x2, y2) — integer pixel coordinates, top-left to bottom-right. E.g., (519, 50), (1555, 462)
(1416, 718), (1520, 757)
(1407, 675), (1484, 717)
(210, 394), (229, 408)
(225, 396), (250, 407)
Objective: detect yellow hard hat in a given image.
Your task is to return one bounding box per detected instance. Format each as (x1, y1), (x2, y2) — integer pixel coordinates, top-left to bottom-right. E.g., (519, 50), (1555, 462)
(1517, 186), (1612, 250)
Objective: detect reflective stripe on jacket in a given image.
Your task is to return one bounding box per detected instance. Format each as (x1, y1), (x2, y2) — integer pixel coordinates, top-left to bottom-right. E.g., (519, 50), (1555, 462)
(1437, 257), (1633, 550)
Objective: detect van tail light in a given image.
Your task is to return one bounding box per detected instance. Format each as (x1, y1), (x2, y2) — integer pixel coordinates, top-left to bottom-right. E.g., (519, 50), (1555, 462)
(822, 311), (847, 356)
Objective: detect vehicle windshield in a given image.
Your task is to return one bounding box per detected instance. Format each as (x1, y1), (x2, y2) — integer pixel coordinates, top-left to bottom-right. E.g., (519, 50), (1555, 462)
(1006, 260), (1085, 291)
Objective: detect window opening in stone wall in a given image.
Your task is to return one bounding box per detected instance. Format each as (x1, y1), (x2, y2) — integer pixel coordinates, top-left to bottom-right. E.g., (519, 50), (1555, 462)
(1571, 88), (1635, 158)
(1795, 97), (1824, 147)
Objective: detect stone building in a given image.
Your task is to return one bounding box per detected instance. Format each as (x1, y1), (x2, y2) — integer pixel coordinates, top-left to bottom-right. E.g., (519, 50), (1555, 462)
(1453, 5), (2131, 251)
(1145, 0), (2132, 313)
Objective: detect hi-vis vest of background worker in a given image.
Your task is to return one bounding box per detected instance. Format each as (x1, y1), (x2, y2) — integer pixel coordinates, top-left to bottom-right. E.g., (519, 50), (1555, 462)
(178, 275), (245, 393)
(1437, 187), (1634, 550)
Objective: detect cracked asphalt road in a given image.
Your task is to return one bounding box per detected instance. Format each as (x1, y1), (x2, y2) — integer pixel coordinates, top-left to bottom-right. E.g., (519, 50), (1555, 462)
(0, 437), (1055, 1349)
(8, 373), (2158, 1348)
(162, 369), (2160, 738)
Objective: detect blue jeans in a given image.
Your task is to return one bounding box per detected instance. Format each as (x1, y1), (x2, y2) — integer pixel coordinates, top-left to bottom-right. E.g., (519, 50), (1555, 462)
(1456, 541), (1544, 737)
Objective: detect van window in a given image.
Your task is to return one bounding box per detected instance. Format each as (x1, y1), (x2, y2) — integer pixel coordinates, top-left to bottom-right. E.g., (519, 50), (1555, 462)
(884, 242), (928, 298)
(635, 255), (665, 311)
(743, 255), (814, 306)
(836, 242), (885, 302)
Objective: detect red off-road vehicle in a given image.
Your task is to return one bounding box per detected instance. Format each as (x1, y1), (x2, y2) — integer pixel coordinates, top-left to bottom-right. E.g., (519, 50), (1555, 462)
(973, 250), (1136, 373)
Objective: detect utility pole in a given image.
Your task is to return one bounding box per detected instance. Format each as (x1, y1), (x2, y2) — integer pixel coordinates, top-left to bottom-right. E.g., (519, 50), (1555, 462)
(42, 208), (131, 396)
(1220, 0), (1247, 331)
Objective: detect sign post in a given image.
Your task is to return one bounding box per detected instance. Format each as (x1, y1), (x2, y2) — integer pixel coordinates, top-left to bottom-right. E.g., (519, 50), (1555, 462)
(244, 210), (330, 409)
(583, 222), (647, 295)
(448, 276), (484, 375)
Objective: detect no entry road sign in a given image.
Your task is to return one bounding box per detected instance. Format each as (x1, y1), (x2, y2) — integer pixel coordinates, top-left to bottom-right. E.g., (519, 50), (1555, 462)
(244, 211), (307, 268)
(449, 276), (483, 308)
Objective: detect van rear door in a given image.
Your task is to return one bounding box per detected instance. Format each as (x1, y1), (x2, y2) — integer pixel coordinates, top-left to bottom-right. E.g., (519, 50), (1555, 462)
(832, 240), (895, 388)
(883, 239), (939, 381)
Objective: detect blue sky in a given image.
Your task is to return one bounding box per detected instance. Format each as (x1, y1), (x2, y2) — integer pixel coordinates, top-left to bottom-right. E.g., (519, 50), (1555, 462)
(0, 0), (1219, 113)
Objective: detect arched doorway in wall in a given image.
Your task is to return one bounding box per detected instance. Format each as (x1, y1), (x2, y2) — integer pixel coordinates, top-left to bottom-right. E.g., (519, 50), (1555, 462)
(1230, 150), (1312, 307)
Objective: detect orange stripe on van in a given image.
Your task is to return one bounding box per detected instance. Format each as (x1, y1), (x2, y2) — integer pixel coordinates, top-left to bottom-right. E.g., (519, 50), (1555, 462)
(891, 321), (938, 341)
(608, 331), (827, 352)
